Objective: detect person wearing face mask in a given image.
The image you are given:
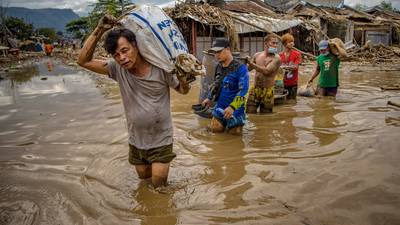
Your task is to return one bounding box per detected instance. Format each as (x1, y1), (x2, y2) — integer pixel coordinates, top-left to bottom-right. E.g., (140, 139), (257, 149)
(279, 33), (302, 101)
(246, 34), (282, 113)
(308, 40), (347, 97)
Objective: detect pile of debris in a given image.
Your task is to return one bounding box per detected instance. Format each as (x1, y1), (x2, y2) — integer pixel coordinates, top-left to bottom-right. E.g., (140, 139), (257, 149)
(347, 41), (400, 63)
(165, 3), (237, 48)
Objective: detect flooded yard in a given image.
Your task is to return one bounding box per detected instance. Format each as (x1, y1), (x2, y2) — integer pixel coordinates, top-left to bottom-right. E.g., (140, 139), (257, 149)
(0, 59), (399, 225)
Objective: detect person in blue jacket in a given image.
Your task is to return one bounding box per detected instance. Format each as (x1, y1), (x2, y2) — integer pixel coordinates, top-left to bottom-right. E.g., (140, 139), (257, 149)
(202, 38), (249, 134)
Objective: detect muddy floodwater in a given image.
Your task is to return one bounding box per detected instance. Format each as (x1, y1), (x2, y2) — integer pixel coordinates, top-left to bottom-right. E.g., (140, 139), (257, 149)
(0, 59), (399, 225)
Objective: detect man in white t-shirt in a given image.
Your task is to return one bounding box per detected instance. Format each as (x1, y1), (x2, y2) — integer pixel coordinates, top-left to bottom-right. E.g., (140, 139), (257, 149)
(77, 16), (190, 188)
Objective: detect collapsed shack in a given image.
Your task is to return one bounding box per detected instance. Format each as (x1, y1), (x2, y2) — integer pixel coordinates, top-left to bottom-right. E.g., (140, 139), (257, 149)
(165, 3), (236, 60)
(286, 1), (400, 47)
(282, 1), (400, 63)
(365, 6), (400, 46)
(165, 2), (302, 60)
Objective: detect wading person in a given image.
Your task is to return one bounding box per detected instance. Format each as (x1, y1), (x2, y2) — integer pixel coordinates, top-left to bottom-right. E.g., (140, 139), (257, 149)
(202, 38), (249, 134)
(44, 42), (54, 56)
(279, 33), (302, 101)
(77, 16), (190, 188)
(308, 40), (347, 97)
(246, 34), (281, 113)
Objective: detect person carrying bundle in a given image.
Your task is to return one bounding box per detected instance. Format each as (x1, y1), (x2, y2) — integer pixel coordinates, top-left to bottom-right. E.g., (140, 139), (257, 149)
(308, 39), (347, 97)
(77, 15), (191, 188)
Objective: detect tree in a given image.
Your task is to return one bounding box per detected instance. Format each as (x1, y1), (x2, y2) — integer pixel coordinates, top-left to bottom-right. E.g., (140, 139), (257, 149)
(66, 17), (89, 39)
(4, 16), (34, 40)
(90, 0), (133, 16)
(354, 3), (367, 11)
(380, 1), (394, 11)
(88, 0), (133, 29)
(36, 27), (57, 41)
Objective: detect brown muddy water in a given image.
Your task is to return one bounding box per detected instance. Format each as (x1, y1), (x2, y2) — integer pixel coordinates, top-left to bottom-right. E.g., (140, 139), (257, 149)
(0, 59), (399, 225)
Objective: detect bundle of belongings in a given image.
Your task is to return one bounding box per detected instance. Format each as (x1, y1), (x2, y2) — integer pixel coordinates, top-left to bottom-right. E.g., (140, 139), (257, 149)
(119, 4), (205, 83)
(298, 84), (316, 97)
(329, 38), (346, 56)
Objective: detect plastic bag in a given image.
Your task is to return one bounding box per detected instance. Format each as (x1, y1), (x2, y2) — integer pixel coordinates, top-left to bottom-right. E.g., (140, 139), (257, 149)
(119, 4), (205, 82)
(298, 84), (315, 97)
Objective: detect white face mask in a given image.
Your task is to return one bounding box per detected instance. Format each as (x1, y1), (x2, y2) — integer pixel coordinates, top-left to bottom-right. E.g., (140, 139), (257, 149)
(268, 47), (277, 54)
(320, 52), (329, 56)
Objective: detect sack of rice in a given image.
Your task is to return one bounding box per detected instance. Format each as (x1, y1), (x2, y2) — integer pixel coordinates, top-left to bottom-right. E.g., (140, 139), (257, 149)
(119, 4), (205, 82)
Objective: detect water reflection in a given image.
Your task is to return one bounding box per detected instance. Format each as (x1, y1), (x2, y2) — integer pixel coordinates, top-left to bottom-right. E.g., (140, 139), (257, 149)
(6, 63), (40, 84)
(132, 182), (177, 225)
(310, 99), (342, 147)
(245, 106), (299, 154)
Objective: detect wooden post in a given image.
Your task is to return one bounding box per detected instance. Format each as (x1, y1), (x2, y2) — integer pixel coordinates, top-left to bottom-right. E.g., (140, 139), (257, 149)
(191, 20), (197, 57)
(361, 30), (365, 46)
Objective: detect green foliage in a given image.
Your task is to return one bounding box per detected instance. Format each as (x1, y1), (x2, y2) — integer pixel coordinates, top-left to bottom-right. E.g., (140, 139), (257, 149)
(65, 0), (133, 40)
(354, 3), (367, 11)
(380, 1), (394, 11)
(66, 17), (90, 39)
(88, 0), (133, 29)
(36, 27), (57, 41)
(5, 16), (34, 40)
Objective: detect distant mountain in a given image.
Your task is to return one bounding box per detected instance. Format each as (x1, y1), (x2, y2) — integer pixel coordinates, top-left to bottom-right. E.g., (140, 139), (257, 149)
(3, 7), (79, 32)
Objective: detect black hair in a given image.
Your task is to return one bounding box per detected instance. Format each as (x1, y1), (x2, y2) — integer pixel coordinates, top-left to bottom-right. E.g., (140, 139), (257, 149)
(104, 28), (136, 55)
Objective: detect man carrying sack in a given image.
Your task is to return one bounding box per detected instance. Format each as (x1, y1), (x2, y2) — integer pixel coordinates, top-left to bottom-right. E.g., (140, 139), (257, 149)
(308, 38), (347, 97)
(77, 15), (190, 188)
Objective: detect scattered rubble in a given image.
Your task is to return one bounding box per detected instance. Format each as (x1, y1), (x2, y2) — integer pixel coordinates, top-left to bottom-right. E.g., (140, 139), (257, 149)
(347, 41), (400, 63)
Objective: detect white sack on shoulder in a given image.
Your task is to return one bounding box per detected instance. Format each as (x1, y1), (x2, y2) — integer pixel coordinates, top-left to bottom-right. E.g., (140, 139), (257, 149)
(119, 4), (205, 81)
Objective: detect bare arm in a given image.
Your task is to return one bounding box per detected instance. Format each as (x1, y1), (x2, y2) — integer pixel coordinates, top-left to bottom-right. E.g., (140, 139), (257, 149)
(308, 62), (320, 84)
(250, 55), (281, 78)
(337, 45), (347, 60)
(77, 15), (116, 75)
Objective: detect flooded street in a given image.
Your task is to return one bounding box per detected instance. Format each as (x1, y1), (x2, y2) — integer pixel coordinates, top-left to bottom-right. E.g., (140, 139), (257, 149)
(1, 59), (400, 225)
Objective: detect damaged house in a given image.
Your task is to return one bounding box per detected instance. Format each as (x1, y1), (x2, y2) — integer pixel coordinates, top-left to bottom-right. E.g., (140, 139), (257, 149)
(267, 0), (395, 50)
(364, 6), (400, 45)
(164, 0), (302, 59)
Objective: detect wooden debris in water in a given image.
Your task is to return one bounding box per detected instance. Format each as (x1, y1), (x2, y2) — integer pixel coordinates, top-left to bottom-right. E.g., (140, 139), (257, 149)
(388, 101), (400, 108)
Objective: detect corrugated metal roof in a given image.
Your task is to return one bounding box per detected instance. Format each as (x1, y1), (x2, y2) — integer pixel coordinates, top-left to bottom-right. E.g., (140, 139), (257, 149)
(227, 11), (302, 33)
(224, 0), (277, 17)
(266, 0), (344, 11)
(265, 0), (301, 12)
(304, 0), (343, 8)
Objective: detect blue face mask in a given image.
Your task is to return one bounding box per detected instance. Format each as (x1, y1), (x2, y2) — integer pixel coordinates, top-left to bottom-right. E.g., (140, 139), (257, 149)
(268, 47), (277, 54)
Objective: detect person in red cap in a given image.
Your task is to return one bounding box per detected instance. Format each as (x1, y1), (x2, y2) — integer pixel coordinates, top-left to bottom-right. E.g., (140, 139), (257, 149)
(279, 33), (302, 101)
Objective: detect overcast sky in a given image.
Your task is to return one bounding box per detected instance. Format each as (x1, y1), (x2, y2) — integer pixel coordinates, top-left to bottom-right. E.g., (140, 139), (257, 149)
(2, 0), (400, 16)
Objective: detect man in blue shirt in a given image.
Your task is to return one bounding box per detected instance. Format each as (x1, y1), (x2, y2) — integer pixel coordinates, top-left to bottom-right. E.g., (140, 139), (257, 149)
(202, 38), (249, 134)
